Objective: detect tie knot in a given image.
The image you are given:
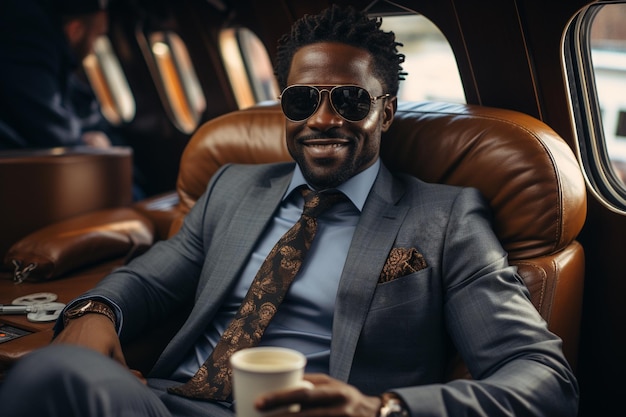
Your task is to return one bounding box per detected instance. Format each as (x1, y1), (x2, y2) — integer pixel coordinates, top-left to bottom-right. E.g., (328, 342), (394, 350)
(300, 187), (346, 218)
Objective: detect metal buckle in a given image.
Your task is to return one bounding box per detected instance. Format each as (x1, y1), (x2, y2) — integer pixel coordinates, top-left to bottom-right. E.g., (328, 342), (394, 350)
(12, 260), (38, 284)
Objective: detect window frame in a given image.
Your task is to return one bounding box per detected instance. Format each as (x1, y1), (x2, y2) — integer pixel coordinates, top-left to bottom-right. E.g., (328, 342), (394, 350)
(219, 27), (279, 109)
(565, 2), (626, 213)
(83, 36), (136, 126)
(141, 30), (206, 134)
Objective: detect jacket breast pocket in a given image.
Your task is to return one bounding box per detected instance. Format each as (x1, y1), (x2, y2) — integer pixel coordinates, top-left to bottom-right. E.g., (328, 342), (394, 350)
(368, 266), (436, 312)
(356, 266), (446, 374)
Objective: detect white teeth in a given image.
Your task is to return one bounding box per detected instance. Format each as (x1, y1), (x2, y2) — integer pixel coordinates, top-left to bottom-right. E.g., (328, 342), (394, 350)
(309, 143), (343, 147)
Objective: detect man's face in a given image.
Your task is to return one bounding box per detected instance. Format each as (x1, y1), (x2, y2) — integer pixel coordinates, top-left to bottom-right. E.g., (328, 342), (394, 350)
(284, 42), (395, 190)
(67, 11), (109, 61)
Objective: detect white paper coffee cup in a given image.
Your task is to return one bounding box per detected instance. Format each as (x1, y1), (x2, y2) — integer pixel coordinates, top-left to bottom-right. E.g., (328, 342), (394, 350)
(230, 347), (312, 417)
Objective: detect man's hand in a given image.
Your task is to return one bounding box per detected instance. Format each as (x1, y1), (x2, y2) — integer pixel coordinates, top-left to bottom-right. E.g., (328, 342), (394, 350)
(81, 131), (112, 148)
(52, 314), (146, 383)
(255, 374), (382, 417)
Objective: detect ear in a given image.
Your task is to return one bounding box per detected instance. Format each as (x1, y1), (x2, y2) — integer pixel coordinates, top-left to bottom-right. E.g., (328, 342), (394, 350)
(381, 96), (397, 132)
(63, 19), (85, 45)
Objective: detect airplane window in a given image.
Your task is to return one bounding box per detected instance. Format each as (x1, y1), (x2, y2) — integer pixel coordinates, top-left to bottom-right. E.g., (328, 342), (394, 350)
(219, 28), (279, 109)
(567, 2), (626, 212)
(218, 19), (462, 109)
(83, 36), (135, 125)
(590, 4), (626, 189)
(380, 14), (465, 103)
(148, 32), (206, 134)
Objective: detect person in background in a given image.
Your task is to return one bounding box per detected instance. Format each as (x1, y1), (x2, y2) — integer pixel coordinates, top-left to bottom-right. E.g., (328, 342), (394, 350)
(0, 0), (145, 198)
(0, 5), (578, 417)
(0, 0), (112, 149)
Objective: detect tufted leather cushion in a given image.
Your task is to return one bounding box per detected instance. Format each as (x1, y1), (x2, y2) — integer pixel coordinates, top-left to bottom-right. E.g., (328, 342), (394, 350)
(175, 105), (291, 216)
(170, 105), (292, 235)
(382, 102), (586, 261)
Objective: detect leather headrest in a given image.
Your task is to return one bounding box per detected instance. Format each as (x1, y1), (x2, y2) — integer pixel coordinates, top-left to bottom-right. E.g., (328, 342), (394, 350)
(177, 102), (586, 260)
(382, 102), (586, 260)
(176, 105), (291, 214)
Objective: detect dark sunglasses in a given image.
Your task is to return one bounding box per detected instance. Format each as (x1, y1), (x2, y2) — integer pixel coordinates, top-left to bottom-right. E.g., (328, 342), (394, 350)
(279, 85), (390, 122)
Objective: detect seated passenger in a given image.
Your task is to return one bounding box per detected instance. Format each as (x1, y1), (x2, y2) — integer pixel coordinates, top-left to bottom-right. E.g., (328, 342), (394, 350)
(0, 0), (112, 150)
(0, 0), (145, 198)
(0, 6), (578, 417)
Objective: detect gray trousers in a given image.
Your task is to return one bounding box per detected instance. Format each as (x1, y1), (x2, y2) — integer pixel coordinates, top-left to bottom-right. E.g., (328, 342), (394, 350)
(0, 344), (235, 417)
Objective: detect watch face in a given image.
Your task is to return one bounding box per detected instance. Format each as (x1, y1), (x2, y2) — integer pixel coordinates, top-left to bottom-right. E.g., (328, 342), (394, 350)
(74, 300), (92, 313)
(65, 300), (91, 319)
(380, 397), (408, 417)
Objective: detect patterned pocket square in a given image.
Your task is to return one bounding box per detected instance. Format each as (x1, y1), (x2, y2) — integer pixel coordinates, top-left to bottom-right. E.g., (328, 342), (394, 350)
(379, 247), (428, 283)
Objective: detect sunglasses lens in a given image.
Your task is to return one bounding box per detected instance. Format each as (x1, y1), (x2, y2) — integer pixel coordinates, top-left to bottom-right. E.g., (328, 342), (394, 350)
(281, 86), (320, 121)
(280, 86), (375, 122)
(331, 86), (371, 121)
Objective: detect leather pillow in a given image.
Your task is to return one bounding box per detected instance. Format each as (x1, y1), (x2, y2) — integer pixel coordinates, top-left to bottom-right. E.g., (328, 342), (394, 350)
(4, 208), (154, 282)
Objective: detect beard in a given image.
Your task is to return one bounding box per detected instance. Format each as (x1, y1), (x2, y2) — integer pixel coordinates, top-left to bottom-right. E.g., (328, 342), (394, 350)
(288, 126), (381, 190)
(293, 145), (376, 190)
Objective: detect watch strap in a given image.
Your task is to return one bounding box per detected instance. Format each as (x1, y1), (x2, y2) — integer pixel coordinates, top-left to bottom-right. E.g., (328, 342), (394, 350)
(63, 300), (116, 328)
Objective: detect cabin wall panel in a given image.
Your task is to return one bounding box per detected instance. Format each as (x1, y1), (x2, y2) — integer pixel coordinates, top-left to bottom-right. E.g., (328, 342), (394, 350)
(577, 197), (626, 416)
(451, 0), (541, 115)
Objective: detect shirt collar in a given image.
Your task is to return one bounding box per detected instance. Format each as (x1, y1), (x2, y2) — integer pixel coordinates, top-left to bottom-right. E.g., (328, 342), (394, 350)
(285, 159), (381, 212)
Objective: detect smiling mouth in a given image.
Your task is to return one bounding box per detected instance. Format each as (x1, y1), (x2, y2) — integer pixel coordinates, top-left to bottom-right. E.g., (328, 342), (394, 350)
(308, 143), (345, 148)
(302, 138), (350, 147)
(302, 139), (350, 158)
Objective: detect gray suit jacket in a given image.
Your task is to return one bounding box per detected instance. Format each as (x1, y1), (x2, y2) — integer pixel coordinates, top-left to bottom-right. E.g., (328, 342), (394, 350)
(86, 162), (578, 416)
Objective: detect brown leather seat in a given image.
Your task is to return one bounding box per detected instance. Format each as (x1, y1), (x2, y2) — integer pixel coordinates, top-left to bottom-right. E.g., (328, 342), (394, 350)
(167, 101), (587, 370)
(0, 147), (156, 283)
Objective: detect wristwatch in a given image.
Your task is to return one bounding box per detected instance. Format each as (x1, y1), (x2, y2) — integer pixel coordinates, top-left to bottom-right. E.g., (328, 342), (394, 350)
(378, 393), (409, 417)
(63, 300), (116, 328)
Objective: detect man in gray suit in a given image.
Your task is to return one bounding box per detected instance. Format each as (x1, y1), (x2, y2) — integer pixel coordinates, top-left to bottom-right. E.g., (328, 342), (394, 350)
(0, 5), (578, 417)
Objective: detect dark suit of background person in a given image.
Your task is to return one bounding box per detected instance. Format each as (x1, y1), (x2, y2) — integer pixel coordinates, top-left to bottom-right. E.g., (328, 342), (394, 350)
(0, 0), (145, 198)
(0, 0), (111, 149)
(0, 6), (578, 417)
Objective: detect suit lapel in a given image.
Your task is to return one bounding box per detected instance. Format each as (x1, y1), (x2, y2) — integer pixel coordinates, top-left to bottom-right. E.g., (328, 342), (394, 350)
(329, 166), (409, 381)
(191, 171), (293, 323)
(153, 167), (293, 376)
(155, 163), (406, 379)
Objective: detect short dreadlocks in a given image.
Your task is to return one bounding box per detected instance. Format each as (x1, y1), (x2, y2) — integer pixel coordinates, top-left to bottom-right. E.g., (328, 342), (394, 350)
(274, 5), (406, 96)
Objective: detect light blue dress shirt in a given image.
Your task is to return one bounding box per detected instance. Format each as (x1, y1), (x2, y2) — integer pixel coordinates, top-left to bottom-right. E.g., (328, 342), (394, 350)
(172, 160), (380, 380)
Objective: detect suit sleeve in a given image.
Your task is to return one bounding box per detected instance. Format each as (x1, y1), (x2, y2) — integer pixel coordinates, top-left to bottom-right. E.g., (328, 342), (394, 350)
(76, 165), (235, 343)
(393, 187), (579, 417)
(0, 0), (83, 148)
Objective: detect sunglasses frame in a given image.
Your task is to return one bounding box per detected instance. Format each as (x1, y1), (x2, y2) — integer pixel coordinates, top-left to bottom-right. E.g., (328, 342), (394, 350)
(278, 84), (390, 122)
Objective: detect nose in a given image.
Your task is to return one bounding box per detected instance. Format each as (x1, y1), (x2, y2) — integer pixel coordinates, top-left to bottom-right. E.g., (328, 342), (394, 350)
(306, 90), (344, 129)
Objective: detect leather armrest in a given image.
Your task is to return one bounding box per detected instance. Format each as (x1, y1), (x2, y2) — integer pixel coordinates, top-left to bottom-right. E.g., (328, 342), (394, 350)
(4, 208), (154, 282)
(0, 146), (134, 260)
(133, 192), (180, 241)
